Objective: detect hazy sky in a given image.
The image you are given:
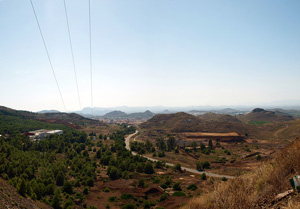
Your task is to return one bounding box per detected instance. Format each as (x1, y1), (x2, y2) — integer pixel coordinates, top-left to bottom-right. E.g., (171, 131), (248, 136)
(1, 0), (300, 112)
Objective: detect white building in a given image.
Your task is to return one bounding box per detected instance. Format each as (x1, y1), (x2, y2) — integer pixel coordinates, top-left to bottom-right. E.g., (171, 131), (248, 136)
(27, 129), (63, 140)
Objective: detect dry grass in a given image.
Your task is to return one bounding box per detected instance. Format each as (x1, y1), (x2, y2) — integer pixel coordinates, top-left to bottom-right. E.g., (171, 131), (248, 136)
(183, 137), (300, 209)
(182, 132), (240, 137)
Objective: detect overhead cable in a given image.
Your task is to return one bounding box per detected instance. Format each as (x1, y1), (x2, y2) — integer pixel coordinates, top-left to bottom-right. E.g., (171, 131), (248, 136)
(63, 0), (82, 110)
(29, 0), (67, 112)
(89, 0), (93, 116)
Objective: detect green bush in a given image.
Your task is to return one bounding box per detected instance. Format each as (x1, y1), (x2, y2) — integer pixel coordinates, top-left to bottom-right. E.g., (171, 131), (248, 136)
(172, 182), (181, 191)
(103, 188), (110, 192)
(159, 193), (168, 202)
(122, 203), (135, 209)
(172, 191), (186, 197)
(201, 173), (207, 180)
(187, 184), (198, 191)
(121, 193), (135, 200)
(108, 196), (118, 202)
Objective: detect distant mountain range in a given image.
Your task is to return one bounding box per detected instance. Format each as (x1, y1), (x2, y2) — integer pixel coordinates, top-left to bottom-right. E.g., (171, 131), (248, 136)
(38, 110), (61, 114)
(36, 104), (300, 119)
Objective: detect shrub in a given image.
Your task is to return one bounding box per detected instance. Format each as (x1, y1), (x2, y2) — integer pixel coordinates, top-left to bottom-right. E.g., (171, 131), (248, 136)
(121, 193), (135, 200)
(172, 191), (186, 197)
(159, 193), (168, 202)
(103, 188), (110, 192)
(108, 196), (118, 202)
(187, 184), (198, 191)
(256, 155), (262, 160)
(62, 181), (73, 194)
(87, 178), (94, 187)
(201, 173), (207, 180)
(122, 203), (135, 209)
(138, 179), (145, 188)
(173, 182), (181, 191)
(174, 164), (182, 172)
(144, 163), (154, 174)
(83, 186), (89, 195)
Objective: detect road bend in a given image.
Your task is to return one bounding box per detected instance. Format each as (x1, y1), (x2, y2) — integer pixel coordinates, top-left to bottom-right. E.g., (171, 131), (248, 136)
(125, 131), (235, 179)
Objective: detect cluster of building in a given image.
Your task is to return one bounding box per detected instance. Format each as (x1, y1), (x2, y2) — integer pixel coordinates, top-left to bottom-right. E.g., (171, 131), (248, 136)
(25, 129), (63, 140)
(99, 118), (147, 125)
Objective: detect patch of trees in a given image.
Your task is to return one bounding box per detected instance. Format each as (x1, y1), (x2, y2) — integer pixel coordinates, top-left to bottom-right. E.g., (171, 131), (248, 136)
(0, 114), (69, 135)
(130, 140), (155, 154)
(155, 136), (177, 152)
(0, 130), (96, 207)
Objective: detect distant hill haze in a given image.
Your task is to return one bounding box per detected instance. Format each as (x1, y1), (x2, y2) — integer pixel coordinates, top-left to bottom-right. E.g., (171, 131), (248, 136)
(99, 110), (155, 120)
(37, 110), (60, 114)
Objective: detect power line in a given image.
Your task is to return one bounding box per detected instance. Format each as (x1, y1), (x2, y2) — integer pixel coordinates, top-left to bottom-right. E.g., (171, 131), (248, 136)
(63, 0), (82, 110)
(89, 0), (93, 116)
(29, 0), (67, 112)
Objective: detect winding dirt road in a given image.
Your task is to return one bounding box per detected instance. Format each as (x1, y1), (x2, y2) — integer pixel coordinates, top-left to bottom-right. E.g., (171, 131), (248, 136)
(125, 131), (235, 179)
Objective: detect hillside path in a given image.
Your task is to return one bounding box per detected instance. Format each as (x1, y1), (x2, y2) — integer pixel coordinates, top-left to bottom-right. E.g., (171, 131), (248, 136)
(125, 131), (235, 179)
(274, 124), (289, 138)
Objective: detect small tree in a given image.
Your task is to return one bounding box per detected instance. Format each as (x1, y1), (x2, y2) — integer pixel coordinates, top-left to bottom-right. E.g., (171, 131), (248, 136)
(52, 190), (62, 209)
(201, 173), (207, 180)
(173, 182), (181, 191)
(96, 150), (101, 159)
(62, 181), (73, 194)
(138, 178), (145, 188)
(208, 139), (213, 149)
(144, 162), (154, 174)
(56, 172), (64, 186)
(18, 178), (27, 197)
(174, 163), (182, 172)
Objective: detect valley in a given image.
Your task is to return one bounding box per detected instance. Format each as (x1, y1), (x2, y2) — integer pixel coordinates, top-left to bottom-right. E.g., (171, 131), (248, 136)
(0, 106), (300, 208)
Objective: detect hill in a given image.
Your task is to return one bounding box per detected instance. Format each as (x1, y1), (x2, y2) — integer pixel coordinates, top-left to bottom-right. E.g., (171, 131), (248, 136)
(239, 108), (294, 122)
(102, 110), (127, 118)
(140, 112), (248, 134)
(36, 112), (100, 127)
(197, 112), (242, 123)
(100, 110), (155, 120)
(0, 106), (104, 133)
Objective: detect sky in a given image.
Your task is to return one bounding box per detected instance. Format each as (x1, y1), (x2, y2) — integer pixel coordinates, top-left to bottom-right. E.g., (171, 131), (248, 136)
(1, 0), (300, 112)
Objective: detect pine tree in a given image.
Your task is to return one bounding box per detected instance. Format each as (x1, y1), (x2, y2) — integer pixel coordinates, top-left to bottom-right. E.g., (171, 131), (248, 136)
(18, 178), (27, 197)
